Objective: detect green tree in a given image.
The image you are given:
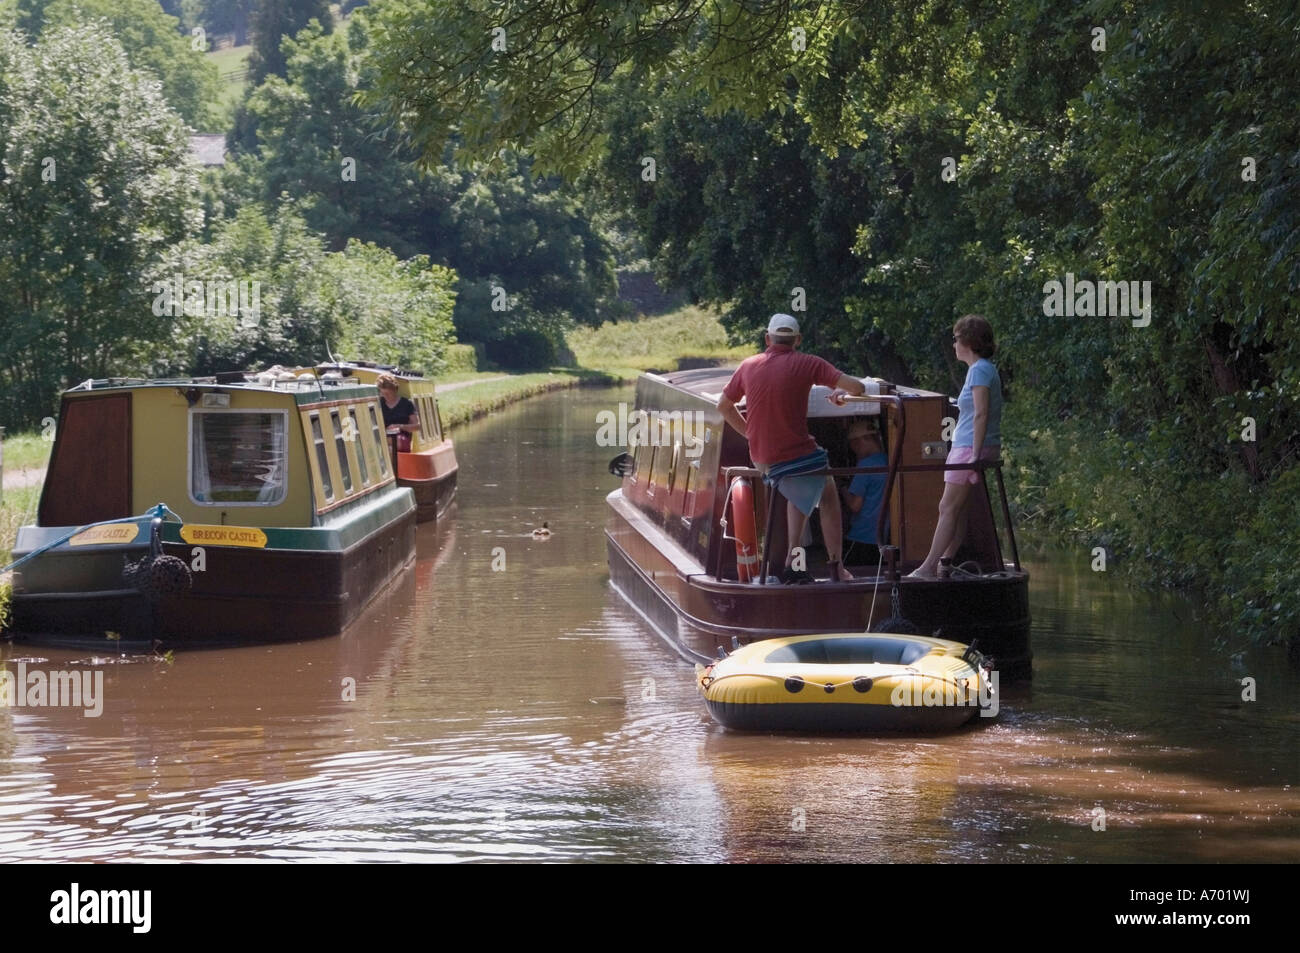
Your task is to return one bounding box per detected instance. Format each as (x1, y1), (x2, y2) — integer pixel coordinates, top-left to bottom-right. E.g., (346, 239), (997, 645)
(365, 0), (858, 177)
(153, 203), (339, 375)
(228, 19), (431, 255)
(597, 83), (909, 376)
(229, 15), (618, 363)
(0, 24), (201, 429)
(199, 0), (253, 46)
(29, 0), (222, 127)
(327, 240), (458, 375)
(155, 203), (461, 377)
(247, 0), (331, 82)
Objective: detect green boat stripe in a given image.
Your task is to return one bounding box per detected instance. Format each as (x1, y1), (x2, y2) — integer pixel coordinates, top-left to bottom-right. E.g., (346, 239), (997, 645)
(16, 487), (414, 555)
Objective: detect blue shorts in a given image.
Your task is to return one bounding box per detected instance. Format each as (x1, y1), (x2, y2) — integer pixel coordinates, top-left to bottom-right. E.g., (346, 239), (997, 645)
(759, 448), (829, 517)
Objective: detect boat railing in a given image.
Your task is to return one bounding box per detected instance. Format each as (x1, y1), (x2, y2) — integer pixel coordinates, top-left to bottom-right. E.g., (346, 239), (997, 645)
(717, 393), (1022, 584)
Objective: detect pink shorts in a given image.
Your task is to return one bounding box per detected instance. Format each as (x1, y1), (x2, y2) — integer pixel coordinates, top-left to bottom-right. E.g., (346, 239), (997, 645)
(944, 445), (1001, 484)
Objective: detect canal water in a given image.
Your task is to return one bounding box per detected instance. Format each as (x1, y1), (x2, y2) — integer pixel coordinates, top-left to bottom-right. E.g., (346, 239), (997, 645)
(1, 386), (1297, 861)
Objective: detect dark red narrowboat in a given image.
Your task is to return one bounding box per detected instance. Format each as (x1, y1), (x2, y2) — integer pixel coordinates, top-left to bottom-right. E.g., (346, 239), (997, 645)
(605, 368), (1032, 679)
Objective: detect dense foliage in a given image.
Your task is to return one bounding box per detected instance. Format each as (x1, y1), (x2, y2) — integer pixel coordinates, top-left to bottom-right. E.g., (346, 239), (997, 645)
(154, 203), (457, 376)
(0, 12), (461, 430)
(0, 25), (199, 427)
(16, 0), (221, 126)
(225, 14), (618, 363)
(247, 0), (330, 82)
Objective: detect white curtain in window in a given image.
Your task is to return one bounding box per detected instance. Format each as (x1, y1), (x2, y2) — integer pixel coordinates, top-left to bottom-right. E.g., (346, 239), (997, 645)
(258, 416), (286, 502)
(192, 414), (212, 501)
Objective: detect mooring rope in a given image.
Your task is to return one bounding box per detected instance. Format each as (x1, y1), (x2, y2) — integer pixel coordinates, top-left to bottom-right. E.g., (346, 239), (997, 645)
(0, 503), (182, 576)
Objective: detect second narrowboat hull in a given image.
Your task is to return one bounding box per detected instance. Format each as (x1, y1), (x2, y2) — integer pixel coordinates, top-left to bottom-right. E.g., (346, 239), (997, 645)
(607, 492), (1032, 679)
(401, 471), (457, 523)
(396, 437), (459, 523)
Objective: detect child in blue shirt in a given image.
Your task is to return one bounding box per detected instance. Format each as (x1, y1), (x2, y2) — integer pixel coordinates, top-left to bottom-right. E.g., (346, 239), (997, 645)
(841, 420), (889, 564)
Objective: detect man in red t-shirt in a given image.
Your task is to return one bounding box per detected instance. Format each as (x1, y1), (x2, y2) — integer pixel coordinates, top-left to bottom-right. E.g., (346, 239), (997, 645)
(718, 314), (866, 583)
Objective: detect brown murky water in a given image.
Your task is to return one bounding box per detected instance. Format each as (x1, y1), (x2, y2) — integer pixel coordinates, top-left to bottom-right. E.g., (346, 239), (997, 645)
(2, 386), (1297, 862)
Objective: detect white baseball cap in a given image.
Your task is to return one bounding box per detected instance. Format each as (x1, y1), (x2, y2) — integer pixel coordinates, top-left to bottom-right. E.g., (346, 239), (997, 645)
(767, 313), (800, 336)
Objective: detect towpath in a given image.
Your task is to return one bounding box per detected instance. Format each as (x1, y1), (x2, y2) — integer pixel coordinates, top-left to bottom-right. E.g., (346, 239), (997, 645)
(434, 375), (511, 392)
(2, 466), (45, 491)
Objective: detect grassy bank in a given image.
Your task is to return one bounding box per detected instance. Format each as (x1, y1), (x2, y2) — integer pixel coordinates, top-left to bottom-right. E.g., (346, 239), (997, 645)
(567, 305), (752, 377)
(1, 431), (52, 472)
(1, 485), (39, 569)
(435, 371), (600, 430)
(433, 304), (749, 427)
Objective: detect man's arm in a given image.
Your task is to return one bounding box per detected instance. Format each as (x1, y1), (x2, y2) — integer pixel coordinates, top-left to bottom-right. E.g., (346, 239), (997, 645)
(717, 394), (747, 437)
(829, 373), (867, 406)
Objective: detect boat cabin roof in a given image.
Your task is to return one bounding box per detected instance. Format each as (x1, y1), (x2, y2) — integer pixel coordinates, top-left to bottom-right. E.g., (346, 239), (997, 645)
(307, 361), (429, 381)
(643, 367), (939, 417)
(64, 374), (377, 406)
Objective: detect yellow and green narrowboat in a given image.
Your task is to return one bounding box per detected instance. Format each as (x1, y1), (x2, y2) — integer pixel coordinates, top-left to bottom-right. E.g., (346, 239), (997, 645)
(297, 362), (458, 523)
(605, 368), (1032, 679)
(4, 370), (417, 646)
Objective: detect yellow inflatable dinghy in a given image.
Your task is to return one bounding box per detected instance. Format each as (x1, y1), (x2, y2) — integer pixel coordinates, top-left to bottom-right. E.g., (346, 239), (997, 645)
(696, 633), (996, 732)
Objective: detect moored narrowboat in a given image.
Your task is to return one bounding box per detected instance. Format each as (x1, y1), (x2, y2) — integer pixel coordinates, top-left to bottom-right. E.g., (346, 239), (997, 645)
(297, 361), (458, 523)
(4, 371), (417, 646)
(605, 368), (1032, 678)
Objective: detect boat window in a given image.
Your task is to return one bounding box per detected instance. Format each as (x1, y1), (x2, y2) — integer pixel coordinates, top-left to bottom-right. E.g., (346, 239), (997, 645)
(190, 411), (287, 505)
(666, 442), (682, 494)
(309, 412), (334, 501)
(349, 407), (371, 486)
(424, 396), (436, 441)
(680, 461), (694, 524)
(330, 410), (354, 494)
(430, 398), (443, 441)
(646, 445), (661, 494)
(368, 404), (389, 477)
(627, 421), (641, 484)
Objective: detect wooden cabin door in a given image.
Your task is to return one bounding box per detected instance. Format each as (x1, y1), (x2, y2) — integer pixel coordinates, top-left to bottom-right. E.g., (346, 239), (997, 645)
(38, 394), (132, 526)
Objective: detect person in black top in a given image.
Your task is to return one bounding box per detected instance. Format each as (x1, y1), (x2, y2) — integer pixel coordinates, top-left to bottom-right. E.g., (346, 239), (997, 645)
(377, 373), (419, 449)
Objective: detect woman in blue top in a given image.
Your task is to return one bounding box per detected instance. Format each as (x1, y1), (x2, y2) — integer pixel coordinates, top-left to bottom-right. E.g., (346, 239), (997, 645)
(909, 314), (1003, 578)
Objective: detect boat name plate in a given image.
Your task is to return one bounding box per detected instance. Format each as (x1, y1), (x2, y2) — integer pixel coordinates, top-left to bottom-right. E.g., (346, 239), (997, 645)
(68, 524), (142, 547)
(179, 524), (269, 548)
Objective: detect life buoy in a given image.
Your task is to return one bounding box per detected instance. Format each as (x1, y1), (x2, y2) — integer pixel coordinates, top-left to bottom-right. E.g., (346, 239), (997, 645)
(730, 478), (760, 583)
